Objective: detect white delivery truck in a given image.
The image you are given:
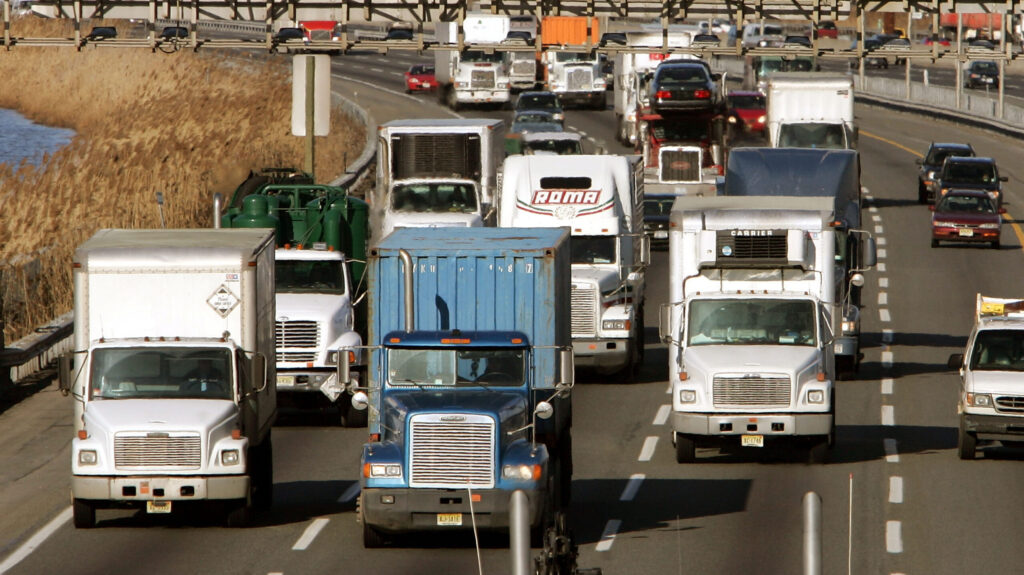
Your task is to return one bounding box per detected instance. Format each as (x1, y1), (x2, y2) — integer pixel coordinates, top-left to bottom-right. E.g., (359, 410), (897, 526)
(499, 154), (649, 377)
(659, 196), (844, 462)
(613, 27), (694, 146)
(373, 118), (505, 238)
(950, 295), (1024, 459)
(60, 229), (277, 528)
(766, 72), (856, 149)
(435, 16), (512, 110)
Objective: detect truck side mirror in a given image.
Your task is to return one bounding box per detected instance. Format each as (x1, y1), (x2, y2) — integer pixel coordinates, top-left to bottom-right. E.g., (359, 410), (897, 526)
(658, 303), (673, 343)
(534, 401), (554, 420)
(861, 236), (877, 268)
(640, 234), (651, 266)
(253, 353), (268, 393)
(337, 349), (351, 386)
(947, 353), (964, 370)
(351, 390), (369, 411)
(559, 349), (575, 387)
(58, 353), (72, 397)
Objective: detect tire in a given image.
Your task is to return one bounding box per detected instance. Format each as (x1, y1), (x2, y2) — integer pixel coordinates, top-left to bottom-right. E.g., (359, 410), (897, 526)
(931, 239), (939, 248)
(992, 240), (1000, 250)
(357, 494), (389, 548)
(72, 498), (96, 529)
(918, 186), (927, 204)
(958, 418), (977, 460)
(674, 433), (696, 463)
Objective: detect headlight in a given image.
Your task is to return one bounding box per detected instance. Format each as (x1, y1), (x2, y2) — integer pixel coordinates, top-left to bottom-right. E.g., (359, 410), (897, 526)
(370, 464), (402, 477)
(841, 320), (858, 333)
(967, 393), (992, 407)
(757, 114), (766, 123)
(679, 390), (697, 403)
(728, 116), (737, 124)
(328, 351), (339, 365)
(602, 319), (629, 330)
(927, 170), (936, 179)
(221, 449), (240, 466)
(552, 113), (564, 121)
(409, 77), (420, 83)
(807, 390), (825, 404)
(498, 81), (509, 88)
(978, 223), (1001, 229)
(502, 464), (541, 481)
(78, 450), (98, 465)
(456, 81), (468, 89)
(933, 221), (957, 228)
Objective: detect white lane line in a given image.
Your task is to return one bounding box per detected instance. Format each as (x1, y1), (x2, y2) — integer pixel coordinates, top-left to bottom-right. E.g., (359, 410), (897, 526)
(881, 405), (895, 426)
(338, 482), (361, 503)
(880, 309), (891, 322)
(292, 518), (331, 551)
(874, 225), (884, 234)
(878, 292), (888, 305)
(877, 248), (888, 259)
(889, 476), (904, 504)
(879, 277), (889, 288)
(881, 378), (894, 395)
(620, 473), (645, 501)
(370, 67), (384, 73)
(877, 262), (887, 272)
(332, 75), (463, 118)
(877, 236), (887, 246)
(0, 507), (72, 574)
(886, 520), (903, 553)
(653, 404), (671, 426)
(869, 205), (879, 213)
(881, 351), (893, 368)
(577, 130), (588, 137)
(882, 329), (894, 343)
(872, 214), (882, 222)
(638, 436), (659, 461)
(884, 438), (900, 463)
(595, 519), (622, 552)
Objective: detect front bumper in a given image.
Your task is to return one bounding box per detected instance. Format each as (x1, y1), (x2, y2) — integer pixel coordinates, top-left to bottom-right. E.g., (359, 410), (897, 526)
(555, 90), (604, 104)
(456, 90), (510, 103)
(361, 487), (544, 533)
(572, 338), (630, 372)
(932, 227), (999, 244)
(672, 411), (832, 437)
(72, 474), (249, 502)
(962, 412), (1024, 442)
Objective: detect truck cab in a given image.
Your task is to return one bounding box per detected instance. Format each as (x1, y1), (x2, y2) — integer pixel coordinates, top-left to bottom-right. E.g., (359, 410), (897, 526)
(640, 110), (725, 196)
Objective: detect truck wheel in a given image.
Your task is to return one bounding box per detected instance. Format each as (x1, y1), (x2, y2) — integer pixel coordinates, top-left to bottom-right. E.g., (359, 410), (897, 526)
(958, 418), (977, 460)
(73, 498), (96, 529)
(674, 434), (696, 463)
(253, 434), (274, 510)
(917, 185), (927, 204)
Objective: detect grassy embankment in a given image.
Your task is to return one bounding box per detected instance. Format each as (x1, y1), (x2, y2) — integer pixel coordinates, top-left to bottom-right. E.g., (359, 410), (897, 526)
(0, 18), (365, 343)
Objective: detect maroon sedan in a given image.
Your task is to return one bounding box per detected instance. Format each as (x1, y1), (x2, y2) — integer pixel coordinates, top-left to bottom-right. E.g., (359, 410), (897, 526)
(726, 91), (766, 134)
(931, 189), (1004, 249)
(404, 64), (436, 93)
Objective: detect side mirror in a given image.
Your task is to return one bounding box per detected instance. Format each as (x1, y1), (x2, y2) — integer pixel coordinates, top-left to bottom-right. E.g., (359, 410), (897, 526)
(58, 354), (72, 396)
(640, 234), (651, 266)
(337, 349), (351, 386)
(534, 401), (554, 420)
(849, 273), (865, 288)
(658, 303), (673, 343)
(351, 390), (369, 411)
(253, 353), (269, 393)
(559, 349), (575, 387)
(861, 236), (877, 268)
(947, 353), (964, 370)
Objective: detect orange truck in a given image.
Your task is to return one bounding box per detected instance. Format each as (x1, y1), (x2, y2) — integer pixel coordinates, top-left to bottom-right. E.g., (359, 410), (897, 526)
(540, 16), (606, 108)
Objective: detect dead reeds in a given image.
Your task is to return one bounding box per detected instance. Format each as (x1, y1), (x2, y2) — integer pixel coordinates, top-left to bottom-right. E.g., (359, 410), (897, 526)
(0, 18), (366, 344)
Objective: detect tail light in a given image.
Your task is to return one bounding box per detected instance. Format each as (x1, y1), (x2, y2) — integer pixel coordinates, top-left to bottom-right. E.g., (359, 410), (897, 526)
(694, 89), (711, 99)
(655, 90), (671, 99)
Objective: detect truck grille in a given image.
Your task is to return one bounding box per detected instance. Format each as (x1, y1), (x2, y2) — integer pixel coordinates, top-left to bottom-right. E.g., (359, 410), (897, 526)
(570, 284), (598, 336)
(277, 320), (319, 362)
(568, 68), (593, 91)
(471, 69), (495, 89)
(712, 375), (791, 407)
(512, 61), (535, 76)
(995, 396), (1024, 413)
(114, 433), (201, 469)
(409, 414), (495, 488)
(659, 149), (701, 183)
(716, 231), (788, 264)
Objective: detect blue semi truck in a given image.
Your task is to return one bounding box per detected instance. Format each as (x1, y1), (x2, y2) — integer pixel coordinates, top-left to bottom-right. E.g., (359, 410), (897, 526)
(340, 227), (574, 547)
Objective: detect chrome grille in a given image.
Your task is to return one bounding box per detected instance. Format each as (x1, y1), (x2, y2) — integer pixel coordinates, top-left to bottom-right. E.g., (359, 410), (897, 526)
(995, 396), (1024, 413)
(409, 414), (495, 488)
(568, 68), (593, 91)
(277, 320), (319, 362)
(115, 433), (201, 469)
(712, 375), (791, 407)
(512, 61), (535, 76)
(471, 69), (495, 89)
(570, 284), (598, 336)
(659, 149), (701, 183)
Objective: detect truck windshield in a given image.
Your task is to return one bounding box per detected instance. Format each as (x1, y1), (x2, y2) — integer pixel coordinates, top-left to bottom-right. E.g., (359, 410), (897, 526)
(970, 330), (1024, 371)
(688, 299), (816, 346)
(387, 348), (526, 387)
(778, 123), (846, 149)
(277, 260), (347, 294)
(392, 182), (478, 213)
(462, 50), (504, 64)
(524, 139), (582, 155)
(554, 52), (595, 63)
(90, 347), (233, 400)
(571, 235), (617, 265)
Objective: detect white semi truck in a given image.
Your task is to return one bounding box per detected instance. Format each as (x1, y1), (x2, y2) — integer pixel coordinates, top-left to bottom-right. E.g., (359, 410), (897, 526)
(499, 154), (649, 377)
(435, 16), (511, 110)
(60, 229), (277, 527)
(660, 196), (846, 462)
(373, 118), (505, 237)
(766, 72), (856, 149)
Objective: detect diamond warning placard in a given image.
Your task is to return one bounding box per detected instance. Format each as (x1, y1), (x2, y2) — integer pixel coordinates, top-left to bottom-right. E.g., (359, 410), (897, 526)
(207, 285), (240, 318)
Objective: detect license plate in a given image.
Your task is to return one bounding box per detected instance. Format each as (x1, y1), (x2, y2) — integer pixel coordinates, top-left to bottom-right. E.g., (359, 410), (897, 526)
(437, 513), (462, 526)
(959, 228), (974, 237)
(654, 230), (668, 239)
(741, 434), (764, 448)
(277, 375), (295, 386)
(423, 82), (431, 88)
(147, 501), (172, 514)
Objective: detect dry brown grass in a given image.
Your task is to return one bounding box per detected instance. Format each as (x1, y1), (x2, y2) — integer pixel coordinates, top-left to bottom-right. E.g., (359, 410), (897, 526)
(0, 18), (366, 343)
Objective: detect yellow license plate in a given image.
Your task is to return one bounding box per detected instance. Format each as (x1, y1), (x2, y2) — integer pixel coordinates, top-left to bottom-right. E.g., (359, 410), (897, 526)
(741, 435), (764, 448)
(146, 500), (172, 514)
(277, 375), (296, 386)
(959, 229), (974, 237)
(437, 513), (462, 526)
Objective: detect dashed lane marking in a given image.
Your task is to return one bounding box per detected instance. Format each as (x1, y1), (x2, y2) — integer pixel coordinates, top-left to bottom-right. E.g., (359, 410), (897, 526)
(882, 378), (894, 395)
(882, 405), (895, 426)
(653, 404), (671, 426)
(882, 329), (894, 343)
(595, 519), (622, 552)
(879, 277), (889, 288)
(620, 474), (645, 501)
(874, 225), (884, 234)
(880, 309), (891, 322)
(879, 292), (888, 305)
(884, 438), (900, 463)
(292, 518), (330, 551)
(877, 236), (887, 246)
(886, 520), (904, 553)
(638, 436), (659, 461)
(889, 476), (904, 504)
(878, 262), (887, 272)
(882, 351), (893, 368)
(877, 248), (888, 259)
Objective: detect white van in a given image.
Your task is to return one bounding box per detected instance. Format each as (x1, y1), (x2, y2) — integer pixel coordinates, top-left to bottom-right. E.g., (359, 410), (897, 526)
(741, 22), (785, 47)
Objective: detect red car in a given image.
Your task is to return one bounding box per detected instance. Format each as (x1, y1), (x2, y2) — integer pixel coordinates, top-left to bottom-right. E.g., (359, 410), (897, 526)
(930, 189), (1004, 249)
(726, 91), (766, 134)
(404, 64), (436, 93)
(813, 20), (838, 39)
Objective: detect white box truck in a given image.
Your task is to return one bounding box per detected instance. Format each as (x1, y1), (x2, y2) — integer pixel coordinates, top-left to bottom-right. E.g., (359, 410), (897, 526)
(435, 16), (511, 110)
(766, 72), (856, 149)
(373, 118), (505, 238)
(60, 229), (277, 528)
